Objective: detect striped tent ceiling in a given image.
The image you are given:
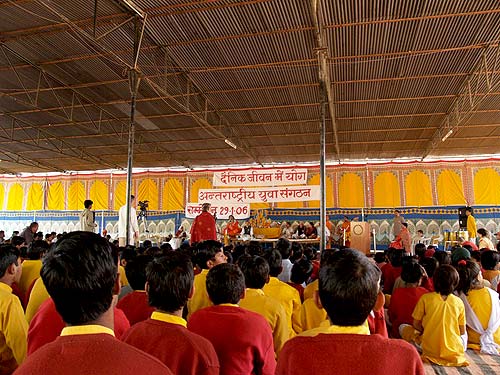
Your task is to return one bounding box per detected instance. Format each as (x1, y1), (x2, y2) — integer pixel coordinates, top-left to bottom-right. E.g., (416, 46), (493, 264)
(0, 0), (499, 173)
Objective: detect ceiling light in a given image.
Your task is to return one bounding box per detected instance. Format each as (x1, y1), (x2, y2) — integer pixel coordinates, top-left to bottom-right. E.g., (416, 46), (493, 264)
(441, 129), (453, 142)
(224, 139), (237, 149)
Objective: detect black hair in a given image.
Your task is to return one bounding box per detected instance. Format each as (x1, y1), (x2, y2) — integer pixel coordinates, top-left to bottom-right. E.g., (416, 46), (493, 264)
(143, 247), (163, 258)
(238, 255), (269, 289)
(11, 236), (25, 248)
(402, 223), (408, 228)
(480, 250), (499, 270)
(276, 238), (291, 260)
(206, 263), (245, 305)
(142, 240), (152, 249)
(433, 265), (459, 296)
(119, 247), (137, 264)
(318, 249), (381, 326)
(456, 261), (481, 295)
(389, 249), (404, 267)
(125, 255), (153, 290)
(263, 249), (282, 277)
(414, 243), (426, 259)
(41, 231), (117, 325)
(433, 251), (451, 266)
(401, 260), (423, 284)
(160, 242), (173, 252)
(419, 257), (438, 278)
(374, 252), (387, 264)
(290, 259), (313, 284)
(231, 245), (247, 264)
(27, 240), (49, 260)
(84, 199), (93, 209)
(146, 252), (194, 312)
(477, 228), (488, 237)
(30, 222), (39, 229)
(193, 240), (223, 269)
(0, 245), (20, 277)
(246, 242), (263, 257)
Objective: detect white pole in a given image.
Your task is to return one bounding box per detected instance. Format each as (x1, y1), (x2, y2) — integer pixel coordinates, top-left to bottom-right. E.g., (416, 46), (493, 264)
(372, 228), (377, 253)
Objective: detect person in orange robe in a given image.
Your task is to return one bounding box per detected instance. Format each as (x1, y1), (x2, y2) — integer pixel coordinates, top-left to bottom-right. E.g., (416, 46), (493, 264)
(225, 215), (242, 238)
(190, 203), (217, 245)
(339, 216), (351, 247)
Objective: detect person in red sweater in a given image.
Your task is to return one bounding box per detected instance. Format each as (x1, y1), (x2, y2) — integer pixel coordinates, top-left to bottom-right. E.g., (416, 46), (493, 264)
(287, 258), (313, 302)
(276, 249), (424, 375)
(388, 260), (428, 338)
(381, 248), (404, 294)
(116, 255), (155, 326)
(190, 203), (217, 244)
(122, 252), (219, 375)
(188, 263), (276, 375)
(14, 231), (171, 375)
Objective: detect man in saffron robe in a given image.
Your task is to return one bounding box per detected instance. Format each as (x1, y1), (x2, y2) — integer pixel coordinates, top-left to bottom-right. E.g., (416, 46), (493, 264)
(190, 203), (217, 244)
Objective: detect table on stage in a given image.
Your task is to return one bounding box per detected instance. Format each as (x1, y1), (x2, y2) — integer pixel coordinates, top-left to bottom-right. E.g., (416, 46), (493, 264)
(229, 237), (320, 247)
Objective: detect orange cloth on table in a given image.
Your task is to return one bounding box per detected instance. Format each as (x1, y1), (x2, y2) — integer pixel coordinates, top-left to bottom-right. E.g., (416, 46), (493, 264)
(225, 221), (241, 237)
(190, 212), (217, 244)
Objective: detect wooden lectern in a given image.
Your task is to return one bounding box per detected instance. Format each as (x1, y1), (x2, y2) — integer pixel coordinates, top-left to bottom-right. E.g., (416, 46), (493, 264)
(350, 222), (371, 255)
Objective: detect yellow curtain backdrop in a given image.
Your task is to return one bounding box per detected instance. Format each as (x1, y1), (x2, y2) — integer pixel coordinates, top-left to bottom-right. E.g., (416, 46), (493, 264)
(138, 178), (158, 210)
(437, 170), (466, 205)
(7, 183), (24, 210)
(67, 181), (85, 210)
(163, 178), (184, 211)
(113, 180), (127, 210)
(374, 172), (401, 207)
(190, 178), (212, 203)
(47, 181), (64, 210)
(0, 183), (5, 210)
(26, 183), (43, 210)
(405, 171), (433, 206)
(338, 173), (364, 208)
(308, 174), (333, 208)
(90, 180), (109, 210)
(474, 168), (500, 204)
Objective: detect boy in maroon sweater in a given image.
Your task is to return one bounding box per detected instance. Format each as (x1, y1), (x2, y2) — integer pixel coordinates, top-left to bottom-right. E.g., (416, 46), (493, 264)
(122, 252), (219, 375)
(14, 231), (171, 375)
(276, 249), (424, 375)
(188, 263), (276, 375)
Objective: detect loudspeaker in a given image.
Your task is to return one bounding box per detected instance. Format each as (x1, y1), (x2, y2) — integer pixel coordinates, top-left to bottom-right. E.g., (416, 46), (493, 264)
(458, 207), (470, 229)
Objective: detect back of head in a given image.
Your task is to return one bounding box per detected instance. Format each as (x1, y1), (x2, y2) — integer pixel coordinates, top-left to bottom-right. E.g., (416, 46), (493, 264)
(146, 252), (194, 312)
(414, 243), (426, 259)
(480, 250), (499, 270)
(120, 247), (137, 264)
(263, 249), (282, 277)
(27, 240), (49, 260)
(451, 246), (471, 266)
(125, 255), (153, 290)
(290, 259), (313, 284)
(206, 263), (245, 305)
(456, 261), (481, 295)
(419, 256), (438, 279)
(401, 260), (423, 284)
(193, 240), (223, 269)
(374, 252), (387, 264)
(319, 249), (381, 326)
(433, 265), (459, 296)
(11, 236), (25, 248)
(41, 231), (117, 325)
(0, 244), (20, 278)
(276, 238), (291, 259)
(389, 249), (404, 267)
(433, 251), (451, 266)
(477, 228), (488, 238)
(142, 240), (152, 249)
(238, 255), (269, 289)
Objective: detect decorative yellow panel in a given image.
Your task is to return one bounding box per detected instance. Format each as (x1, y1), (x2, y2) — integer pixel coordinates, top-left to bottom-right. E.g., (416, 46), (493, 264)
(190, 178), (212, 203)
(405, 171), (433, 207)
(67, 181), (85, 210)
(308, 174), (333, 208)
(47, 181), (64, 210)
(27, 183), (43, 211)
(7, 183), (23, 210)
(162, 178), (184, 211)
(114, 180), (127, 210)
(374, 172), (400, 207)
(90, 181), (109, 210)
(437, 170), (466, 206)
(474, 168), (500, 205)
(138, 178), (158, 210)
(0, 183), (4, 210)
(338, 173), (364, 208)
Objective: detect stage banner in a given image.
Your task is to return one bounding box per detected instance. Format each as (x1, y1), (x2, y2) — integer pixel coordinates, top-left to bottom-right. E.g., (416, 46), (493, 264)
(185, 203), (250, 220)
(213, 168), (308, 186)
(199, 186), (320, 203)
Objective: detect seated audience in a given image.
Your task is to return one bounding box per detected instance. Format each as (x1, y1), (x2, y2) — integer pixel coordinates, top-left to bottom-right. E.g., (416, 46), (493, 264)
(15, 231), (171, 375)
(276, 238), (292, 283)
(480, 251), (500, 288)
(477, 229), (494, 250)
(188, 264), (276, 375)
(381, 248), (404, 294)
(287, 259), (313, 302)
(122, 253), (219, 375)
(18, 240), (48, 299)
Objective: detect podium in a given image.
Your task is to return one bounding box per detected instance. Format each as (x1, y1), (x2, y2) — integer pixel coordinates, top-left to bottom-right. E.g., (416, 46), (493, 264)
(350, 222), (371, 255)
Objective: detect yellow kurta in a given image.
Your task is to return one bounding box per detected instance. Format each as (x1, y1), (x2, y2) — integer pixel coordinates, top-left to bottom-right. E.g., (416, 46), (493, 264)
(263, 277), (302, 335)
(299, 320), (370, 337)
(239, 288), (289, 355)
(17, 260), (42, 297)
(187, 269), (212, 319)
(119, 265), (129, 287)
(303, 279), (318, 301)
(413, 292), (468, 366)
(25, 278), (50, 323)
(300, 297), (328, 331)
(467, 215), (477, 239)
(465, 288), (500, 352)
(0, 282), (28, 373)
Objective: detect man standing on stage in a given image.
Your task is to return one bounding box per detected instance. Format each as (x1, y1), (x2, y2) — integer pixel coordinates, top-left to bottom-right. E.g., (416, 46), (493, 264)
(80, 199), (97, 232)
(190, 203), (217, 245)
(393, 209), (404, 237)
(118, 195), (139, 247)
(466, 207), (477, 243)
(20, 222), (38, 246)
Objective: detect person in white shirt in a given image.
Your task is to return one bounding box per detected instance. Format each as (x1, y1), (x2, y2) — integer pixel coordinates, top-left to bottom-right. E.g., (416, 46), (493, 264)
(118, 195), (139, 247)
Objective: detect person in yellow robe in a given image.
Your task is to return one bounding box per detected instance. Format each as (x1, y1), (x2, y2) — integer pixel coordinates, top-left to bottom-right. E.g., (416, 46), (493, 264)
(466, 208), (477, 243)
